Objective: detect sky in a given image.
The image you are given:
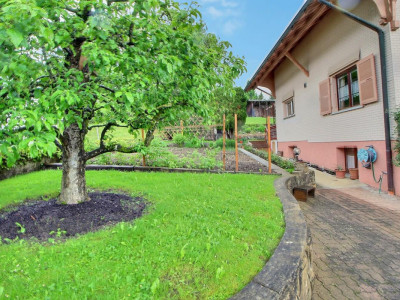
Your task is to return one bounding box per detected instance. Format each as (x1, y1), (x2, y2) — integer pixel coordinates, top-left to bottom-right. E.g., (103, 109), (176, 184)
(179, 0), (307, 89)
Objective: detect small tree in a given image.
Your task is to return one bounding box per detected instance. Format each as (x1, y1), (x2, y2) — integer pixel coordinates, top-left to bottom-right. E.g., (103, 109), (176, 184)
(0, 0), (245, 204)
(211, 87), (248, 138)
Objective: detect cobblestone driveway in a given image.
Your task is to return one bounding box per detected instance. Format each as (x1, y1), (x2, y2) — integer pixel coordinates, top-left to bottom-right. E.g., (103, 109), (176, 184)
(299, 188), (400, 300)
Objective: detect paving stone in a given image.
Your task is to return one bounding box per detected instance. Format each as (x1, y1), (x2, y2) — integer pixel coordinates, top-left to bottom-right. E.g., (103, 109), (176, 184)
(299, 187), (400, 300)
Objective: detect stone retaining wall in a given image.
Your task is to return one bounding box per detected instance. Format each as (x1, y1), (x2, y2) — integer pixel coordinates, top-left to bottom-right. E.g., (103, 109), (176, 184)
(232, 170), (315, 300)
(0, 158), (57, 181)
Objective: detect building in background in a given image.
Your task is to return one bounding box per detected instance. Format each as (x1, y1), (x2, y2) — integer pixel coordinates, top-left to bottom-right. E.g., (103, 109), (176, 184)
(245, 0), (400, 195)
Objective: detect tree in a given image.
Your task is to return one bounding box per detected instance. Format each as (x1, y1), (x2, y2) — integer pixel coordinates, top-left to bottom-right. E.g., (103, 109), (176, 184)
(0, 0), (245, 204)
(211, 87), (248, 138)
(246, 89), (264, 100)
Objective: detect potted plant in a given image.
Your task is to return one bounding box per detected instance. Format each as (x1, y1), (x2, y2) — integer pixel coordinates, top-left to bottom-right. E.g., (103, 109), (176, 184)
(349, 168), (359, 180)
(335, 166), (346, 179)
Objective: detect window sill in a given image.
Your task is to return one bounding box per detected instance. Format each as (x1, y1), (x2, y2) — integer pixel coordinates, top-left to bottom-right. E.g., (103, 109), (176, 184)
(284, 114), (295, 120)
(331, 105), (363, 115)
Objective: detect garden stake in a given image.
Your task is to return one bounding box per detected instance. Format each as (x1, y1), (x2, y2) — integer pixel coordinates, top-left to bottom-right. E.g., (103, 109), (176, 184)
(267, 117), (272, 174)
(180, 120), (184, 135)
(223, 114), (226, 171)
(235, 114), (238, 172)
(141, 129), (146, 166)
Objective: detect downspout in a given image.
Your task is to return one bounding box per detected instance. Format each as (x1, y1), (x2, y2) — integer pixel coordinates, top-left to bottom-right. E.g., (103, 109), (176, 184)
(319, 0), (395, 195)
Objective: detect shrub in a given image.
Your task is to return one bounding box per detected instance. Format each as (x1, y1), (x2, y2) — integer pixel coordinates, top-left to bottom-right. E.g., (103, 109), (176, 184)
(172, 134), (186, 147)
(184, 137), (205, 148)
(214, 138), (236, 149)
(243, 144), (295, 172)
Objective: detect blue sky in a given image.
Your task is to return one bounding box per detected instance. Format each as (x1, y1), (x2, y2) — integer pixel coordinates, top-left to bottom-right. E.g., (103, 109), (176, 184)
(180, 0), (307, 88)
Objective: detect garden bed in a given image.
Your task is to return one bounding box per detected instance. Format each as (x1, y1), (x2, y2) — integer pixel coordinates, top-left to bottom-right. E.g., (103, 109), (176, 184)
(87, 145), (272, 174)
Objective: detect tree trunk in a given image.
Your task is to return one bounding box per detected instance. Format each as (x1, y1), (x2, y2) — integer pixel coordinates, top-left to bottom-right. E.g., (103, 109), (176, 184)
(59, 123), (89, 204)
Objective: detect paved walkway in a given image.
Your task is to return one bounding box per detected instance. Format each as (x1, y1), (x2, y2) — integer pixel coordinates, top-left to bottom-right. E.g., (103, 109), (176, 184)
(299, 170), (400, 300)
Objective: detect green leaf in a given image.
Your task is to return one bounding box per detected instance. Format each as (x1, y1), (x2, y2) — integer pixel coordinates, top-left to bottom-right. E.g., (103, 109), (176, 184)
(125, 92), (134, 104)
(6, 29), (24, 47)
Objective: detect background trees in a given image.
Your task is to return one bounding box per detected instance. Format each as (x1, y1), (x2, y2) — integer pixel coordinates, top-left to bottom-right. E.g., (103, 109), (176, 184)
(0, 0), (245, 204)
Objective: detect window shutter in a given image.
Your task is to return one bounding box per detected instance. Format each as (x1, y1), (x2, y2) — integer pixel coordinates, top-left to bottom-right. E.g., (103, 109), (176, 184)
(330, 77), (338, 113)
(319, 79), (331, 115)
(357, 54), (378, 105)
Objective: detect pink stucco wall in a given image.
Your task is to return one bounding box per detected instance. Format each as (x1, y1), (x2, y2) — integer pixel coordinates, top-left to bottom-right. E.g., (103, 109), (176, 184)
(278, 140), (400, 195)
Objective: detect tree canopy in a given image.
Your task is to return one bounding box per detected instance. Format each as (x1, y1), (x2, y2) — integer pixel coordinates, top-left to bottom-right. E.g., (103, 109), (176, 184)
(0, 0), (245, 203)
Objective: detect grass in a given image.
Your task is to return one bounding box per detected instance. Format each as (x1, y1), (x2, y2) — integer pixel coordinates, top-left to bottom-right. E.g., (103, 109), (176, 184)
(0, 170), (284, 299)
(245, 117), (276, 125)
(85, 127), (139, 151)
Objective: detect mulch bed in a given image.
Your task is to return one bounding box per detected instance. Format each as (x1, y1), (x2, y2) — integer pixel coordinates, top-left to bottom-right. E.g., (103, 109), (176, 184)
(0, 192), (146, 242)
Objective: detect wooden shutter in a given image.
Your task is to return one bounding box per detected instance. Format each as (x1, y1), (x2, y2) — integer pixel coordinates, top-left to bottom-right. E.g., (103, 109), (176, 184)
(357, 54), (378, 105)
(330, 76), (339, 113)
(319, 79), (331, 115)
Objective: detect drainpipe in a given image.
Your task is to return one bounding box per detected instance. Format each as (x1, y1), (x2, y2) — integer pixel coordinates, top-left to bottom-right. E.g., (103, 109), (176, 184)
(319, 0), (395, 195)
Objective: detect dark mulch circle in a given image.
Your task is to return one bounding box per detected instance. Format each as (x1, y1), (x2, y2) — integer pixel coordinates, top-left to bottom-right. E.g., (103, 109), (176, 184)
(0, 192), (147, 242)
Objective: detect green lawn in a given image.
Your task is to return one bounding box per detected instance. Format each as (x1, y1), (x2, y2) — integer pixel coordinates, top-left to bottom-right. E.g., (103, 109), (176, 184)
(0, 170), (284, 299)
(85, 127), (139, 150)
(245, 117), (275, 125)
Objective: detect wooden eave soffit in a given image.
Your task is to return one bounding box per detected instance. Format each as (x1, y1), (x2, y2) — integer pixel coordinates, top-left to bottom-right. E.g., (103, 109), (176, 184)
(373, 0), (399, 30)
(285, 52), (309, 77)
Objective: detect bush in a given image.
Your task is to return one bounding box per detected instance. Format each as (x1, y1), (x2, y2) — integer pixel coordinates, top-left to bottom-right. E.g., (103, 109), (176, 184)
(184, 137), (205, 148)
(214, 138), (236, 149)
(172, 134), (186, 147)
(243, 144), (295, 172)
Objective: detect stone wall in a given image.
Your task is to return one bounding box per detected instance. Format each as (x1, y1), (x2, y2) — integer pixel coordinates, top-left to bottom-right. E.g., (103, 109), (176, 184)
(0, 158), (57, 181)
(232, 170), (315, 300)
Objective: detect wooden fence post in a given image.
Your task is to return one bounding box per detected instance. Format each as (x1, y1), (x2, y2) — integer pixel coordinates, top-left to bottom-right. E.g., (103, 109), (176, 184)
(235, 114), (238, 172)
(180, 120), (184, 135)
(267, 117), (271, 174)
(141, 129), (146, 167)
(223, 114), (226, 171)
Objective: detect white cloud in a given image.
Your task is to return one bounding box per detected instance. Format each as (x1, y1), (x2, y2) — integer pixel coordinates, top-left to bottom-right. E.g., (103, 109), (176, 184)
(208, 6), (223, 18)
(198, 0), (243, 37)
(222, 20), (242, 35)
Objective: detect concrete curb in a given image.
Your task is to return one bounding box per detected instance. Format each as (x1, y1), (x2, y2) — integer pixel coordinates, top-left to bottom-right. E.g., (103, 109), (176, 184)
(231, 175), (314, 300)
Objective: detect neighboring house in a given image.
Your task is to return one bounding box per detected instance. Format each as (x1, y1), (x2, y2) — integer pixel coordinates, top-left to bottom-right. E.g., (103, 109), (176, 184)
(246, 99), (276, 118)
(246, 0), (400, 195)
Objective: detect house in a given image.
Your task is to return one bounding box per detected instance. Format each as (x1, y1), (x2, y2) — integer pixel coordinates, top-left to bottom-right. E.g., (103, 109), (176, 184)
(246, 99), (276, 118)
(245, 0), (400, 195)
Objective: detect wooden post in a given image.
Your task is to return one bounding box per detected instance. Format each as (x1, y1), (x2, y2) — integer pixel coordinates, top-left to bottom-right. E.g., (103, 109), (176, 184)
(223, 114), (226, 171)
(235, 114), (238, 172)
(180, 120), (184, 135)
(267, 117), (272, 174)
(141, 129), (146, 167)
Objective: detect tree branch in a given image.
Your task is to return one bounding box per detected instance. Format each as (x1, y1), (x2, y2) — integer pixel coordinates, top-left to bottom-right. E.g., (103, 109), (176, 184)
(54, 139), (63, 151)
(99, 85), (115, 93)
(85, 143), (140, 161)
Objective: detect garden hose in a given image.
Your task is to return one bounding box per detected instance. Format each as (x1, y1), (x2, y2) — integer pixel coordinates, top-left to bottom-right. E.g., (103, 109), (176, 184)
(371, 162), (384, 194)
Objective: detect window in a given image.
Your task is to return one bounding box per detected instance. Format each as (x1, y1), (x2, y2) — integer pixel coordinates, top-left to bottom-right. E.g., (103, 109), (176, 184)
(337, 67), (360, 110)
(319, 54), (378, 116)
(284, 97), (294, 118)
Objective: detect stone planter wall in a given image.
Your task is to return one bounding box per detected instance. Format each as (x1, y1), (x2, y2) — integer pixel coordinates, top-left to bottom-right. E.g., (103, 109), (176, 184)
(232, 170), (315, 300)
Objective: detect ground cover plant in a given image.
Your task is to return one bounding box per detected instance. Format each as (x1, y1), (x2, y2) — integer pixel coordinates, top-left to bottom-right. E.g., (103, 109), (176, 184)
(244, 145), (295, 173)
(0, 170), (284, 299)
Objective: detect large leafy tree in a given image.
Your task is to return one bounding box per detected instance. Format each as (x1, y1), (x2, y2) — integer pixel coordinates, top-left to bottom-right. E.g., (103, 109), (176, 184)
(0, 0), (245, 204)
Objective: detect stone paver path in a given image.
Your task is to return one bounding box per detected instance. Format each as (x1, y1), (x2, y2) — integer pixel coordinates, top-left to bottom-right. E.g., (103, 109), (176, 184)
(299, 187), (400, 300)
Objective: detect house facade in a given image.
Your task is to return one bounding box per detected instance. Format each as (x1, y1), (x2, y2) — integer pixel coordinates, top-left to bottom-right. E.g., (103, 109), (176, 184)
(246, 0), (400, 195)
